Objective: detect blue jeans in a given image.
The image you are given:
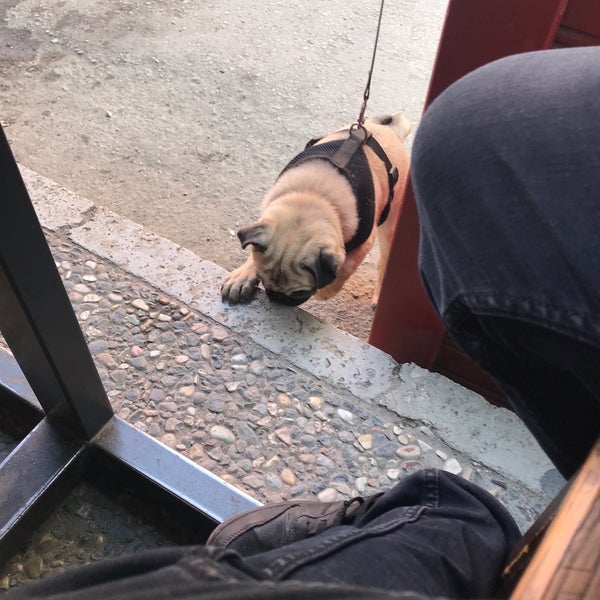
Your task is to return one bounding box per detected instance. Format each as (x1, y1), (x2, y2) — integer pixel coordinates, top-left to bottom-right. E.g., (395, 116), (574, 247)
(239, 470), (520, 597)
(14, 471), (520, 600)
(14, 47), (600, 600)
(413, 46), (600, 479)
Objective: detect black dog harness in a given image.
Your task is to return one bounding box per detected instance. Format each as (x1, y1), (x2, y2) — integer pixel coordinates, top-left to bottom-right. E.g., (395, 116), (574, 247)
(279, 128), (399, 252)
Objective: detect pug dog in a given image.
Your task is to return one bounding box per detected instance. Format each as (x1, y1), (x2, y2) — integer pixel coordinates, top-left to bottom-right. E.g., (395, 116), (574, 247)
(221, 113), (411, 307)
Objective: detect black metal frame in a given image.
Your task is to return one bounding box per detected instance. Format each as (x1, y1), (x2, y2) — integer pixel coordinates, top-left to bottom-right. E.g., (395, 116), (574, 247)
(0, 124), (259, 566)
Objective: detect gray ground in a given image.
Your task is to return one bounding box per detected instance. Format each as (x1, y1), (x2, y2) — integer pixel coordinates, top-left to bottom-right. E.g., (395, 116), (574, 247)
(0, 0), (447, 339)
(0, 220), (555, 589)
(0, 3), (570, 592)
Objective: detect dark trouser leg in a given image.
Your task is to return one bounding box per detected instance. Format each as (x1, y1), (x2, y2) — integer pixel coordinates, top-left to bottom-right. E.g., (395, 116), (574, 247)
(13, 471), (520, 599)
(412, 47), (600, 479)
(241, 470), (520, 598)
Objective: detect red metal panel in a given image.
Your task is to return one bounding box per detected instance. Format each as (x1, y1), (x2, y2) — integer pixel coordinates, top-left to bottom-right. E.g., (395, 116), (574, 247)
(369, 0), (569, 370)
(554, 26), (600, 47)
(370, 178), (445, 368)
(562, 0), (600, 38)
(424, 0), (569, 106)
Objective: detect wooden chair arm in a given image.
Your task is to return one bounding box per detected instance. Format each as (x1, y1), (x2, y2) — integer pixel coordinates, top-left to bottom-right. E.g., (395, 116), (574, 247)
(505, 438), (600, 599)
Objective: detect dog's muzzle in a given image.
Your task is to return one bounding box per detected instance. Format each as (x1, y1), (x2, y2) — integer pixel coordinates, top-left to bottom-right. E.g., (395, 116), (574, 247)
(266, 289), (314, 306)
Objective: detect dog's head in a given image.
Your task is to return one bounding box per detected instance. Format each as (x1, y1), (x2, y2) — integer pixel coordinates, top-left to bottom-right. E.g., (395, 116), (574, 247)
(237, 203), (345, 306)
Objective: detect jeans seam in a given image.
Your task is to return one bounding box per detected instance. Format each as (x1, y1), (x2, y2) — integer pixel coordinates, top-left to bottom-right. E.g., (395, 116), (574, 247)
(422, 468), (439, 507)
(264, 505), (427, 580)
(446, 293), (600, 348)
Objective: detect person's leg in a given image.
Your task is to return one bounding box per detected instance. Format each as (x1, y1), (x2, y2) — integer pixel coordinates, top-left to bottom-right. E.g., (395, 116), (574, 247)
(412, 47), (600, 479)
(13, 471), (520, 599)
(223, 470), (520, 599)
(8, 545), (251, 599)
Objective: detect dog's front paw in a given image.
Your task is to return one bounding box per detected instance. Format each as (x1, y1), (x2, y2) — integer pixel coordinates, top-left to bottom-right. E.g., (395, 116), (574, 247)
(221, 263), (261, 304)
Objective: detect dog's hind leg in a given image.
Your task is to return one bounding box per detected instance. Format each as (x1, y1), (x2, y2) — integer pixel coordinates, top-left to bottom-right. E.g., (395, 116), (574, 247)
(372, 191), (403, 308)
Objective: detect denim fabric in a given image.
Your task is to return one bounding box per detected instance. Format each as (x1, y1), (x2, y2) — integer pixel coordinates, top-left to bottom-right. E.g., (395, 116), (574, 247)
(13, 471), (519, 600)
(412, 47), (600, 478)
(239, 470), (520, 599)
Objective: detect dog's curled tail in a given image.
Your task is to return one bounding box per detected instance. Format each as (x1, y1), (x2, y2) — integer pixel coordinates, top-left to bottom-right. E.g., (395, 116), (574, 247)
(369, 113), (412, 141)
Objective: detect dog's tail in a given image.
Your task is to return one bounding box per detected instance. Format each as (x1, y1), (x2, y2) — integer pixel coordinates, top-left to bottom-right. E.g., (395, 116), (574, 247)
(368, 113), (412, 141)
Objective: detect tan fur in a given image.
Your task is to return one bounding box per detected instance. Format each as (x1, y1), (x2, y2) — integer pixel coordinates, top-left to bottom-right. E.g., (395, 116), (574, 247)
(221, 114), (411, 306)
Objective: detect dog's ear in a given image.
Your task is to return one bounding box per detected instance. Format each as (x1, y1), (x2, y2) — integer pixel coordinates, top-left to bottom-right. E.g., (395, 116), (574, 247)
(237, 224), (271, 252)
(312, 250), (338, 289)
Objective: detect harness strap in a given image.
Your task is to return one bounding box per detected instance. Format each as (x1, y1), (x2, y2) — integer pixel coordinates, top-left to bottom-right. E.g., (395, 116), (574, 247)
(364, 136), (399, 225)
(307, 131), (398, 227)
(282, 129), (399, 252)
(330, 128), (367, 170)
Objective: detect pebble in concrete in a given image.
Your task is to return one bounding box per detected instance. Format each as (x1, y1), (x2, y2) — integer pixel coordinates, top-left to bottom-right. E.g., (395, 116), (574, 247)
(0, 234), (550, 590)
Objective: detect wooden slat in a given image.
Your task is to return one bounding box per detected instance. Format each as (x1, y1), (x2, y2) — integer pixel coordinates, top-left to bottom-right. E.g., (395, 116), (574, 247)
(510, 439), (600, 599)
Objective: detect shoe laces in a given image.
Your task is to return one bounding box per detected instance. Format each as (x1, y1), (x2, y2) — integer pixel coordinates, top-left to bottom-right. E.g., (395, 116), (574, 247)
(342, 492), (384, 524)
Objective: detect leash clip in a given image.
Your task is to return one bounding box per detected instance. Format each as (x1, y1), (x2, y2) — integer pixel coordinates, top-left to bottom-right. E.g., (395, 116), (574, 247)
(349, 122), (369, 144)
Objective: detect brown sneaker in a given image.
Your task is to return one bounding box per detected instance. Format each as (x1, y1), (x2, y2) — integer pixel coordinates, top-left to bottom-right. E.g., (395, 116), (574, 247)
(206, 493), (383, 556)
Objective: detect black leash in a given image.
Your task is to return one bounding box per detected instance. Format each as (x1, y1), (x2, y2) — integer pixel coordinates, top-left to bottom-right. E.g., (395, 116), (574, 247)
(288, 0), (396, 247)
(356, 0), (386, 129)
